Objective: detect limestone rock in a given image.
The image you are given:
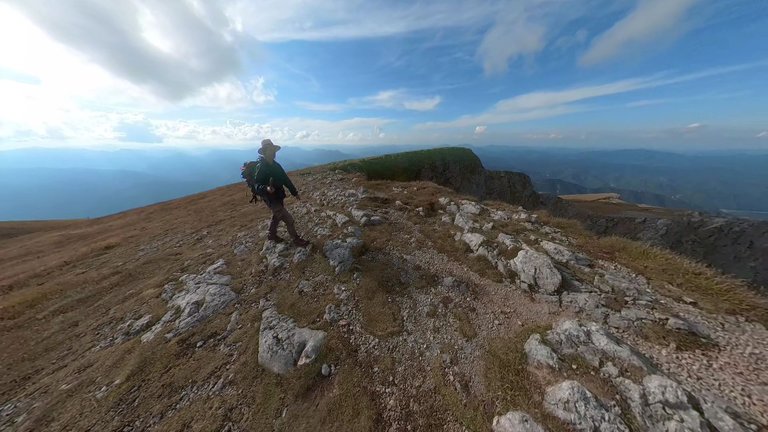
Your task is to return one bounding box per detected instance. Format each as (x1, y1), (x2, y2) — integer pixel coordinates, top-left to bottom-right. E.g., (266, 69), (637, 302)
(324, 304), (340, 324)
(461, 232), (486, 252)
(545, 320), (654, 372)
(524, 334), (561, 370)
(293, 246), (311, 263)
(258, 307), (327, 375)
(492, 411), (547, 432)
(261, 240), (293, 270)
(324, 211), (350, 227)
(497, 233), (521, 249)
(323, 237), (364, 274)
(698, 395), (750, 432)
(142, 259), (237, 342)
(351, 208), (385, 226)
(544, 380), (629, 432)
(666, 317), (709, 339)
(454, 212), (475, 231)
(614, 375), (708, 431)
(513, 250), (562, 294)
(561, 292), (602, 313)
(459, 200), (482, 215)
(541, 240), (591, 267)
(594, 266), (651, 299)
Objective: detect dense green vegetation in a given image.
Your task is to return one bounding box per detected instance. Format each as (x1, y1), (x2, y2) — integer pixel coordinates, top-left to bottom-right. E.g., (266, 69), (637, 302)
(334, 147), (483, 181)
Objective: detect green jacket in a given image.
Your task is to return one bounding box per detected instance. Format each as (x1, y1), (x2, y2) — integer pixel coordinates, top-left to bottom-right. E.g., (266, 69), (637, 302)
(252, 157), (298, 204)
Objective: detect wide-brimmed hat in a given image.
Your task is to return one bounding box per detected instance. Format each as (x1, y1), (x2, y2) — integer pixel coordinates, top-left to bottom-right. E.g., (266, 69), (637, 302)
(258, 138), (281, 155)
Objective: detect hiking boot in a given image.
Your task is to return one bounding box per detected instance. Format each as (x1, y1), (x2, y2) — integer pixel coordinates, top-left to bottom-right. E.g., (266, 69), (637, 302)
(293, 237), (310, 247)
(267, 234), (284, 243)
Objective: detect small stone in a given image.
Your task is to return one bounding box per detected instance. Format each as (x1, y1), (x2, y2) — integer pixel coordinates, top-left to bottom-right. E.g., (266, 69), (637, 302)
(324, 304), (340, 324)
(321, 364), (331, 377)
(196, 340), (205, 348)
(492, 411), (546, 432)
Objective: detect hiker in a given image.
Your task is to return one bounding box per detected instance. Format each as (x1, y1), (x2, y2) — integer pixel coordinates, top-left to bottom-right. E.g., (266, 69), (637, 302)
(245, 139), (310, 247)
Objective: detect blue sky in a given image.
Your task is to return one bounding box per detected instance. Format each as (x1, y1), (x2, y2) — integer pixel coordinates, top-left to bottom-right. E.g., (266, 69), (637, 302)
(0, 0), (767, 150)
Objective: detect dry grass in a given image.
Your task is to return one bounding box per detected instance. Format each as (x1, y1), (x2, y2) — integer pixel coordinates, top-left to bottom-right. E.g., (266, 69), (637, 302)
(452, 309), (477, 340)
(640, 322), (716, 352)
(431, 356), (489, 431)
(537, 212), (768, 326)
(356, 258), (405, 338)
(275, 333), (378, 431)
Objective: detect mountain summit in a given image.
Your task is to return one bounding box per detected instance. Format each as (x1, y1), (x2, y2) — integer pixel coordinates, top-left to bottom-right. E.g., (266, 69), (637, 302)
(2, 148), (767, 431)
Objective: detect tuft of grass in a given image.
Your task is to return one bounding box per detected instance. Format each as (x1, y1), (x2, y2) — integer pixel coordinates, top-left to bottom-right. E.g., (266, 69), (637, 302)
(536, 212), (768, 326)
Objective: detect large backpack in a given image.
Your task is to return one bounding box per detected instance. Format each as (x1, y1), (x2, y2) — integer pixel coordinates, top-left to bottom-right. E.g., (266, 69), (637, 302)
(241, 160), (262, 203)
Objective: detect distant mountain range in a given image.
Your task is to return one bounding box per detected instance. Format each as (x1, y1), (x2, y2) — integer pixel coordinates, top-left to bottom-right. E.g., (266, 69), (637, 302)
(470, 146), (768, 214)
(533, 178), (701, 210)
(0, 147), (352, 220)
(1, 145), (766, 220)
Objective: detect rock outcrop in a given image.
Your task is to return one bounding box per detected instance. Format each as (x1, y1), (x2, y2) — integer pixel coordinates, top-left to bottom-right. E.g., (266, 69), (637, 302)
(526, 319), (757, 432)
(258, 303), (327, 375)
(142, 259), (237, 342)
(547, 196), (768, 293)
(492, 411), (547, 432)
(513, 249), (562, 294)
(544, 380), (629, 432)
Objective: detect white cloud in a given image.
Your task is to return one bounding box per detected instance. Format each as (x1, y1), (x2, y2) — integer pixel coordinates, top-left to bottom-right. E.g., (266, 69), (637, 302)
(152, 116), (392, 146)
(477, 10), (546, 75)
(250, 77), (277, 105)
(581, 0), (699, 65)
(474, 125), (487, 135)
(755, 131), (767, 138)
(300, 90), (442, 113)
(524, 132), (564, 139)
(295, 101), (345, 112)
(419, 63), (762, 129)
(8, 1), (241, 100)
(403, 96), (442, 112)
(686, 122), (703, 129)
(359, 90), (442, 111)
(625, 98), (671, 107)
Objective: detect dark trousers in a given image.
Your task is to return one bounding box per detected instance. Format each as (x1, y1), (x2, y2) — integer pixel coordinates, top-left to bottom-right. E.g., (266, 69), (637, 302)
(268, 202), (298, 238)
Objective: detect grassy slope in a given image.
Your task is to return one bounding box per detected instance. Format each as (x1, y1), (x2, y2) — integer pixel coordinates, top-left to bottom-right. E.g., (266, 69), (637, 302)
(2, 156), (767, 430)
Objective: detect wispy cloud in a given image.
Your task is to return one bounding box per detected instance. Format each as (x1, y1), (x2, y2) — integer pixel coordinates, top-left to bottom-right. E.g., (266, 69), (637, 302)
(625, 98), (672, 107)
(477, 8), (546, 75)
(420, 62), (765, 129)
(757, 131), (768, 138)
(155, 116), (393, 146)
(581, 0), (699, 65)
(294, 101), (345, 112)
(299, 89), (442, 113)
